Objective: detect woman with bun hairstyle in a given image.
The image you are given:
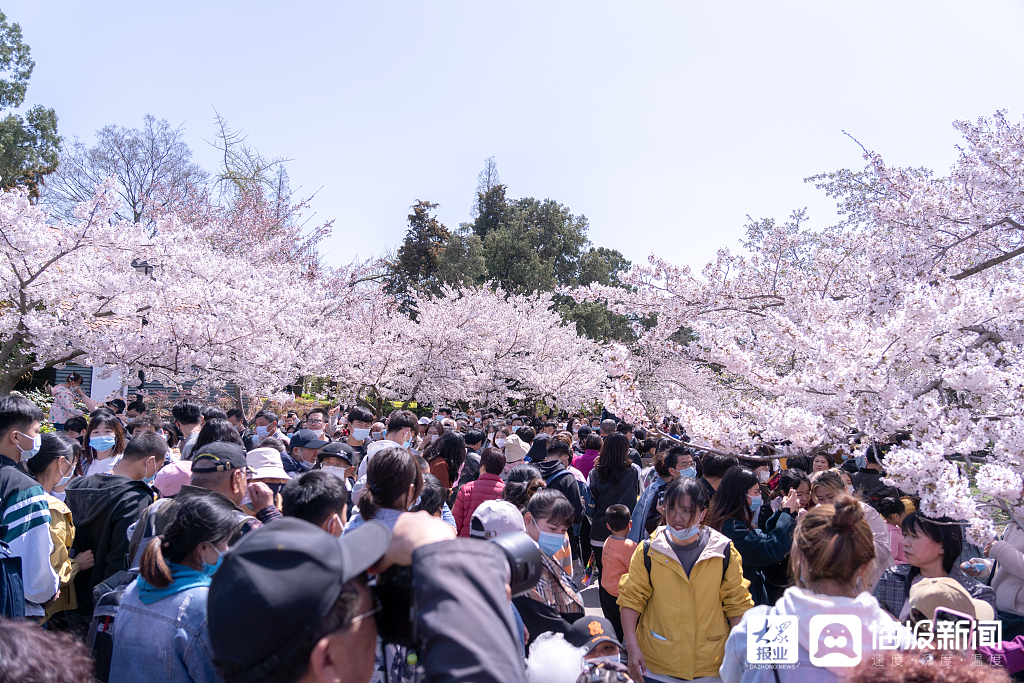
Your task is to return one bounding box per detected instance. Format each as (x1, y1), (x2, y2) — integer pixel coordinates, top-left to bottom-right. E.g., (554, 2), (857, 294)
(722, 495), (913, 683)
(109, 496), (235, 683)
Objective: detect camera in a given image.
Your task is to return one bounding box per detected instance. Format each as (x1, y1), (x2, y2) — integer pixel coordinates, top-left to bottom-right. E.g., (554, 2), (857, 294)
(374, 532), (542, 648)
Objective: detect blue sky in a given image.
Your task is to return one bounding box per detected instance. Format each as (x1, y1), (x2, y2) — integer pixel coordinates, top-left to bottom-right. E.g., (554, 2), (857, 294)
(12, 1), (1024, 272)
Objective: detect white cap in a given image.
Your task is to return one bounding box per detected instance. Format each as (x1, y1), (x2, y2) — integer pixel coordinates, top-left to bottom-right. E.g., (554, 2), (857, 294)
(246, 447), (290, 480)
(418, 416), (431, 425)
(470, 500), (526, 539)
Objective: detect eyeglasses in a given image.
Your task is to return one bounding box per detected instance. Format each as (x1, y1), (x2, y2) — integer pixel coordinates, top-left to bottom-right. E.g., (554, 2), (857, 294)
(306, 418), (326, 425)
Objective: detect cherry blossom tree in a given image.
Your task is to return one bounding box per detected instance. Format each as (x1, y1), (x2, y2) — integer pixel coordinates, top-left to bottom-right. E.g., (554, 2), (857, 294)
(568, 111), (1024, 540)
(0, 179), (325, 396)
(312, 283), (607, 413)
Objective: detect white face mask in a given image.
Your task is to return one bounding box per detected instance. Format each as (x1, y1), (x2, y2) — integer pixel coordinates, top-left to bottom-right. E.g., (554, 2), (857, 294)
(321, 465), (350, 481)
(846, 485), (855, 495)
(588, 654), (621, 666)
(758, 469), (770, 483)
(496, 438), (507, 448)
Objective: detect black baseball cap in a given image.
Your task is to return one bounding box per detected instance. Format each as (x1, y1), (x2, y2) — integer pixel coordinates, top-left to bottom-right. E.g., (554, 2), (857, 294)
(290, 429), (330, 451)
(566, 616), (622, 653)
(320, 441), (357, 466)
(191, 442), (248, 473)
(208, 517), (391, 682)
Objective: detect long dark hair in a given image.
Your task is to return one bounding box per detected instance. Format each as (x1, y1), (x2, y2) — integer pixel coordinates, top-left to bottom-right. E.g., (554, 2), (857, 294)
(81, 412), (126, 472)
(422, 431), (466, 484)
(360, 447), (422, 520)
(594, 432), (631, 483)
(23, 432), (76, 482)
(707, 466), (759, 531)
(193, 418), (245, 453)
(140, 496), (235, 588)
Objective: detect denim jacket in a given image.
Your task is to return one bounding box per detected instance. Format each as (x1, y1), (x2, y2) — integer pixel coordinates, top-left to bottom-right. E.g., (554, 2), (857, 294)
(109, 580), (223, 683)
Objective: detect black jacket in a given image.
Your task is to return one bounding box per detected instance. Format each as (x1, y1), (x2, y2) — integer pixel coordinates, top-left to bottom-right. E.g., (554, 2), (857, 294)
(852, 468), (899, 506)
(534, 460), (584, 524)
(414, 539), (527, 682)
(587, 465), (640, 543)
(65, 474), (155, 616)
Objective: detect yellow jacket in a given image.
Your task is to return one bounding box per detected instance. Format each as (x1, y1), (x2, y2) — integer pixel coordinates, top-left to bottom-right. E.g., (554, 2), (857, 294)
(617, 526), (754, 679)
(45, 496), (80, 620)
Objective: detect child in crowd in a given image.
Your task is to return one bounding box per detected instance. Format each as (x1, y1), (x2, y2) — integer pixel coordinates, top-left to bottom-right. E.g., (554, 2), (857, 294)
(878, 496), (907, 564)
(599, 504), (635, 642)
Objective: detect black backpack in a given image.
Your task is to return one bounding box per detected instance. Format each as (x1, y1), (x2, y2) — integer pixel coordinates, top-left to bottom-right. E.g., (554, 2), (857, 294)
(0, 540), (24, 619)
(86, 569), (138, 683)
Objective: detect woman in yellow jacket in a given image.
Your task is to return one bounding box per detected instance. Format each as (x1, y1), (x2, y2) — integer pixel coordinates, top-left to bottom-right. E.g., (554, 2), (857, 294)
(619, 476), (754, 682)
(22, 433), (94, 623)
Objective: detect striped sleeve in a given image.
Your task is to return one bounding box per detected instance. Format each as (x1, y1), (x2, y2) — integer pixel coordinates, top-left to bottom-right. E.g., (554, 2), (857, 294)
(3, 485), (51, 544)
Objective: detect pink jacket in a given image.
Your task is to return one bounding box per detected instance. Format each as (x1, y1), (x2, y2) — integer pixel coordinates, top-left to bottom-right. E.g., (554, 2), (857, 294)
(573, 449), (601, 478)
(452, 473), (505, 537)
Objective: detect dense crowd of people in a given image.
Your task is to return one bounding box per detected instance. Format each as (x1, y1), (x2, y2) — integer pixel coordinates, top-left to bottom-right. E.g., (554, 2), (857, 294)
(0, 391), (1019, 683)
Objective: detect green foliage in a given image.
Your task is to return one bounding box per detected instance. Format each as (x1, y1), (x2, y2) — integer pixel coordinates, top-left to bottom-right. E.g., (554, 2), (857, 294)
(386, 200), (452, 306)
(437, 230), (488, 287)
(0, 11), (59, 199)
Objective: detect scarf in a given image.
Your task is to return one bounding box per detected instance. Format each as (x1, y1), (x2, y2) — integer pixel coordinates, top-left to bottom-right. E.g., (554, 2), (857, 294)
(137, 563), (211, 605)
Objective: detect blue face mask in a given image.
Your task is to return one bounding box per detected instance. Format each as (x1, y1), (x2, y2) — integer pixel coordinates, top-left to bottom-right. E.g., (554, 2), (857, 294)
(89, 435), (117, 453)
(854, 455), (867, 469)
(255, 425), (269, 439)
(678, 466), (696, 479)
(202, 547), (224, 577)
(15, 431), (41, 460)
(532, 518), (564, 556)
(748, 494), (763, 517)
(142, 459), (157, 486)
(666, 523), (701, 543)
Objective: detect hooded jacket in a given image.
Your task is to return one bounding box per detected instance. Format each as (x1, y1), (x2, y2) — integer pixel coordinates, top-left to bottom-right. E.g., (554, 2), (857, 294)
(534, 459), (583, 524)
(64, 473), (155, 616)
(617, 526), (753, 680)
(0, 456), (58, 616)
(721, 586), (913, 682)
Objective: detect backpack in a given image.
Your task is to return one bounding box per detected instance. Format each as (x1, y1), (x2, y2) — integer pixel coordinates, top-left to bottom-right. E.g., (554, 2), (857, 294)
(641, 536), (732, 584)
(86, 569), (138, 683)
(0, 540), (24, 620)
(546, 469), (592, 519)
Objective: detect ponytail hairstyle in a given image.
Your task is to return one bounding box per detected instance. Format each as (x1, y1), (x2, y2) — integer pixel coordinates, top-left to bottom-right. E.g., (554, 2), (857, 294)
(360, 447), (422, 521)
(790, 494), (875, 595)
(22, 432), (76, 482)
(139, 496), (236, 589)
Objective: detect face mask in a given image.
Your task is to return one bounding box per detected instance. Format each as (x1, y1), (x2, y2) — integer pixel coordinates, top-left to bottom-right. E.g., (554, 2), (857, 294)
(255, 426), (268, 439)
(402, 438), (412, 449)
(311, 428), (325, 438)
(370, 431), (383, 441)
(429, 434), (439, 443)
(846, 485), (855, 495)
(666, 523), (701, 543)
(89, 435), (116, 453)
(678, 466), (696, 479)
(202, 546), (224, 577)
(142, 459), (157, 486)
(321, 465), (350, 481)
(15, 431), (41, 460)
(589, 655), (621, 666)
(748, 494), (763, 516)
(352, 428), (371, 441)
(511, 426), (520, 433)
(531, 518), (564, 556)
(56, 460), (74, 489)
(854, 455), (867, 469)
(496, 438), (507, 448)
(240, 491), (252, 507)
(758, 470), (770, 483)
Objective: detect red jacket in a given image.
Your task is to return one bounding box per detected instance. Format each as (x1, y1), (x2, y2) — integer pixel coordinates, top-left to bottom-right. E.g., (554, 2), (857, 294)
(452, 473), (506, 537)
